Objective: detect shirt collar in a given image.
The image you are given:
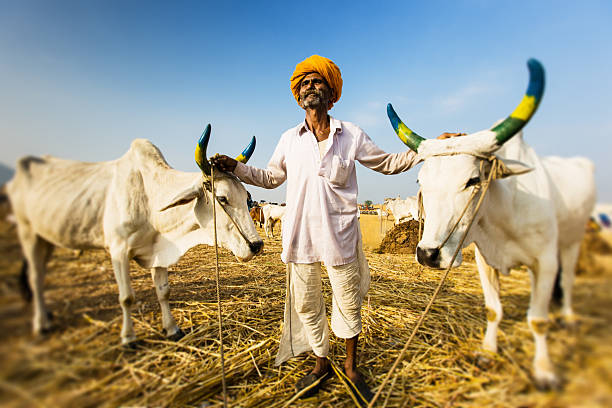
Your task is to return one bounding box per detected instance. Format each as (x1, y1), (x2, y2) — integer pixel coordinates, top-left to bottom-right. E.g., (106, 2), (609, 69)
(298, 115), (342, 137)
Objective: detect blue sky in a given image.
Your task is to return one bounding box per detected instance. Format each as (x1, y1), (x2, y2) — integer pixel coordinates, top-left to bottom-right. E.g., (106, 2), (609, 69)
(1, 0), (611, 203)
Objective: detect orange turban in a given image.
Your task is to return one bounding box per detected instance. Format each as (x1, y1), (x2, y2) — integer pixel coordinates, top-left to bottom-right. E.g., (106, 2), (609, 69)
(290, 55), (343, 109)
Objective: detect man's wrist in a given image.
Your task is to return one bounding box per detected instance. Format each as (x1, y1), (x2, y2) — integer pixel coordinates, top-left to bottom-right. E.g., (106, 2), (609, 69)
(233, 161), (247, 176)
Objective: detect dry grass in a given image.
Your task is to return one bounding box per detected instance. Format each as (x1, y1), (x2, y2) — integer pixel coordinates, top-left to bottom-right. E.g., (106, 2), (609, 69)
(1, 216), (611, 407)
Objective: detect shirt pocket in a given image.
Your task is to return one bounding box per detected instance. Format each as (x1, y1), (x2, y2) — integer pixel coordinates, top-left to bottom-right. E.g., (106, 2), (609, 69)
(329, 155), (353, 187)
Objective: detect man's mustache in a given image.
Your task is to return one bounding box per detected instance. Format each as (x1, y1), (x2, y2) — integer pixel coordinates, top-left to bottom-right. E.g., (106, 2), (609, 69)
(304, 90), (323, 98)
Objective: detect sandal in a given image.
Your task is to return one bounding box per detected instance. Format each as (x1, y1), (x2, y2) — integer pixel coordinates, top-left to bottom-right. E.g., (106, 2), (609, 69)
(338, 369), (374, 407)
(295, 370), (332, 398)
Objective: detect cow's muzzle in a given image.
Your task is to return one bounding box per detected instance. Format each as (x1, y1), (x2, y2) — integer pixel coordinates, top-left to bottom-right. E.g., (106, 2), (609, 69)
(249, 240), (264, 255)
(416, 246), (440, 268)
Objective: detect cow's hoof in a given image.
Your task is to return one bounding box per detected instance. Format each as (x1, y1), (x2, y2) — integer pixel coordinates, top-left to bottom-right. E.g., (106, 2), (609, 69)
(558, 316), (580, 332)
(534, 375), (562, 391)
(474, 353), (495, 370)
(166, 328), (186, 342)
(121, 339), (145, 351)
(33, 327), (54, 342)
(35, 322), (55, 337)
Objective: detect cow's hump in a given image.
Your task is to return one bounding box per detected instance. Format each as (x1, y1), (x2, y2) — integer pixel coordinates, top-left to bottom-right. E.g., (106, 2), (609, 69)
(130, 139), (172, 169)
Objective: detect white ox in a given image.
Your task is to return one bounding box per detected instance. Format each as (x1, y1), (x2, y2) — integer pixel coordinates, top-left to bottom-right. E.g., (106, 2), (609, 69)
(7, 125), (263, 345)
(387, 59), (596, 389)
(262, 203), (286, 237)
(375, 208), (389, 218)
(384, 196), (419, 225)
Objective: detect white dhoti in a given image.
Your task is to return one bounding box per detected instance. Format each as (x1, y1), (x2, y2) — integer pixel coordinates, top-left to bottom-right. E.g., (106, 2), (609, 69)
(275, 235), (370, 366)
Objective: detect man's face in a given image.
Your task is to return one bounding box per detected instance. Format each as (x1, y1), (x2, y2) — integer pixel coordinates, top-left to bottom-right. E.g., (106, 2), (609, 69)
(298, 72), (333, 110)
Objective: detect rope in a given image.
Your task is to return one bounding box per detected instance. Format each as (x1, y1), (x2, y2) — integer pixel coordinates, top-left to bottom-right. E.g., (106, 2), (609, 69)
(210, 165), (228, 408)
(368, 156), (500, 408)
(205, 174), (255, 247)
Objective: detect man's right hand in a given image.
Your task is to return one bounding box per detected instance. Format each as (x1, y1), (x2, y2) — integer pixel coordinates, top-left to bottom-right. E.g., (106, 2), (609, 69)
(210, 154), (238, 173)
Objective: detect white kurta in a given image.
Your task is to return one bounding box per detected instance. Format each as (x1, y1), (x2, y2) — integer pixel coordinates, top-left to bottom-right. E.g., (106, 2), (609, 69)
(233, 116), (417, 266)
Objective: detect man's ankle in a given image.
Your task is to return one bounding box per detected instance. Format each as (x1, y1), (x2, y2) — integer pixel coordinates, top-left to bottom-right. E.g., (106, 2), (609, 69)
(312, 357), (329, 375)
(344, 363), (360, 379)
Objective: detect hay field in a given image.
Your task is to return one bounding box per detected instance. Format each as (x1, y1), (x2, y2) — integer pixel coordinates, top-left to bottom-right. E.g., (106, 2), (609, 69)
(1, 215), (612, 407)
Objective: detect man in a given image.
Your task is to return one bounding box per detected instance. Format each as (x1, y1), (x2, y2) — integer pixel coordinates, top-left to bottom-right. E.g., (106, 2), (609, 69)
(212, 55), (460, 403)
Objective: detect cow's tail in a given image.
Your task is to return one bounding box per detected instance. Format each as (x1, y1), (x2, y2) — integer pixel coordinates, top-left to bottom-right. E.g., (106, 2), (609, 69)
(19, 259), (32, 303)
(1, 185), (33, 303)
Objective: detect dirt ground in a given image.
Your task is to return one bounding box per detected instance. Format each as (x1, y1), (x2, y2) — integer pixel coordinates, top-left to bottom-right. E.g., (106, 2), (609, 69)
(359, 214), (395, 251)
(1, 212), (612, 407)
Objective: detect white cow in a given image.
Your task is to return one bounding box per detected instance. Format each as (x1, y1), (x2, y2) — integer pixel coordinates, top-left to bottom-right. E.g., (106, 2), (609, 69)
(6, 125), (264, 345)
(384, 196), (419, 225)
(262, 203), (286, 238)
(387, 59), (596, 389)
(375, 207), (389, 218)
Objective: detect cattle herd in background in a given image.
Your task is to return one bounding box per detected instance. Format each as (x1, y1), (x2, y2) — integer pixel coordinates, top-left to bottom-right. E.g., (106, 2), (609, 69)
(248, 196), (612, 233)
(249, 201), (287, 238)
(247, 195), (420, 235)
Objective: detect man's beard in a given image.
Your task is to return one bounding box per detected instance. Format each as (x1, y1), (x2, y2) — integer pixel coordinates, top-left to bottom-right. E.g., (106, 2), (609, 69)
(301, 89), (329, 109)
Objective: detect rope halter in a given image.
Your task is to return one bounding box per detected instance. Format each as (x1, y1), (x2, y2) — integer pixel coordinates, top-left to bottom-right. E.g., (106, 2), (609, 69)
(417, 154), (504, 248)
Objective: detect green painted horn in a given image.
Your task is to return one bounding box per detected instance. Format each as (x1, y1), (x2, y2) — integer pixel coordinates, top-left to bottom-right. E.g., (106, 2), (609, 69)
(195, 124), (212, 175)
(387, 103), (426, 152)
(491, 58), (545, 145)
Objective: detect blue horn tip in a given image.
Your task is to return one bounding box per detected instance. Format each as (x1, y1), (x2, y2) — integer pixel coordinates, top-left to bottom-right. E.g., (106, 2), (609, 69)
(526, 59), (545, 98)
(198, 124), (211, 147)
(387, 103), (400, 129)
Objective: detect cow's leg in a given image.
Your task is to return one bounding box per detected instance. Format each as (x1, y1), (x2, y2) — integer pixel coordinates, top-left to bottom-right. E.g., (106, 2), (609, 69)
(19, 227), (54, 335)
(475, 248), (502, 355)
(110, 249), (137, 345)
(528, 252), (559, 389)
(151, 267), (184, 340)
(558, 242), (580, 326)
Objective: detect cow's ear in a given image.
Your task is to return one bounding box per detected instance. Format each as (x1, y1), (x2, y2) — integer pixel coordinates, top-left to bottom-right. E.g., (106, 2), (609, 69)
(495, 157), (533, 179)
(160, 186), (203, 211)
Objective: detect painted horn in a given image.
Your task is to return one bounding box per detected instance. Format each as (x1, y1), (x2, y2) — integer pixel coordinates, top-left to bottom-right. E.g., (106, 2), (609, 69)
(387, 103), (426, 152)
(491, 58), (545, 145)
(236, 136), (256, 163)
(195, 124), (212, 175)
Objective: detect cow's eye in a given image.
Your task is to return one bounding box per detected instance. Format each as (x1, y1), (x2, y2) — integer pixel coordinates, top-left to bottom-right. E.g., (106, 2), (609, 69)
(465, 177), (480, 188)
(217, 196), (229, 205)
